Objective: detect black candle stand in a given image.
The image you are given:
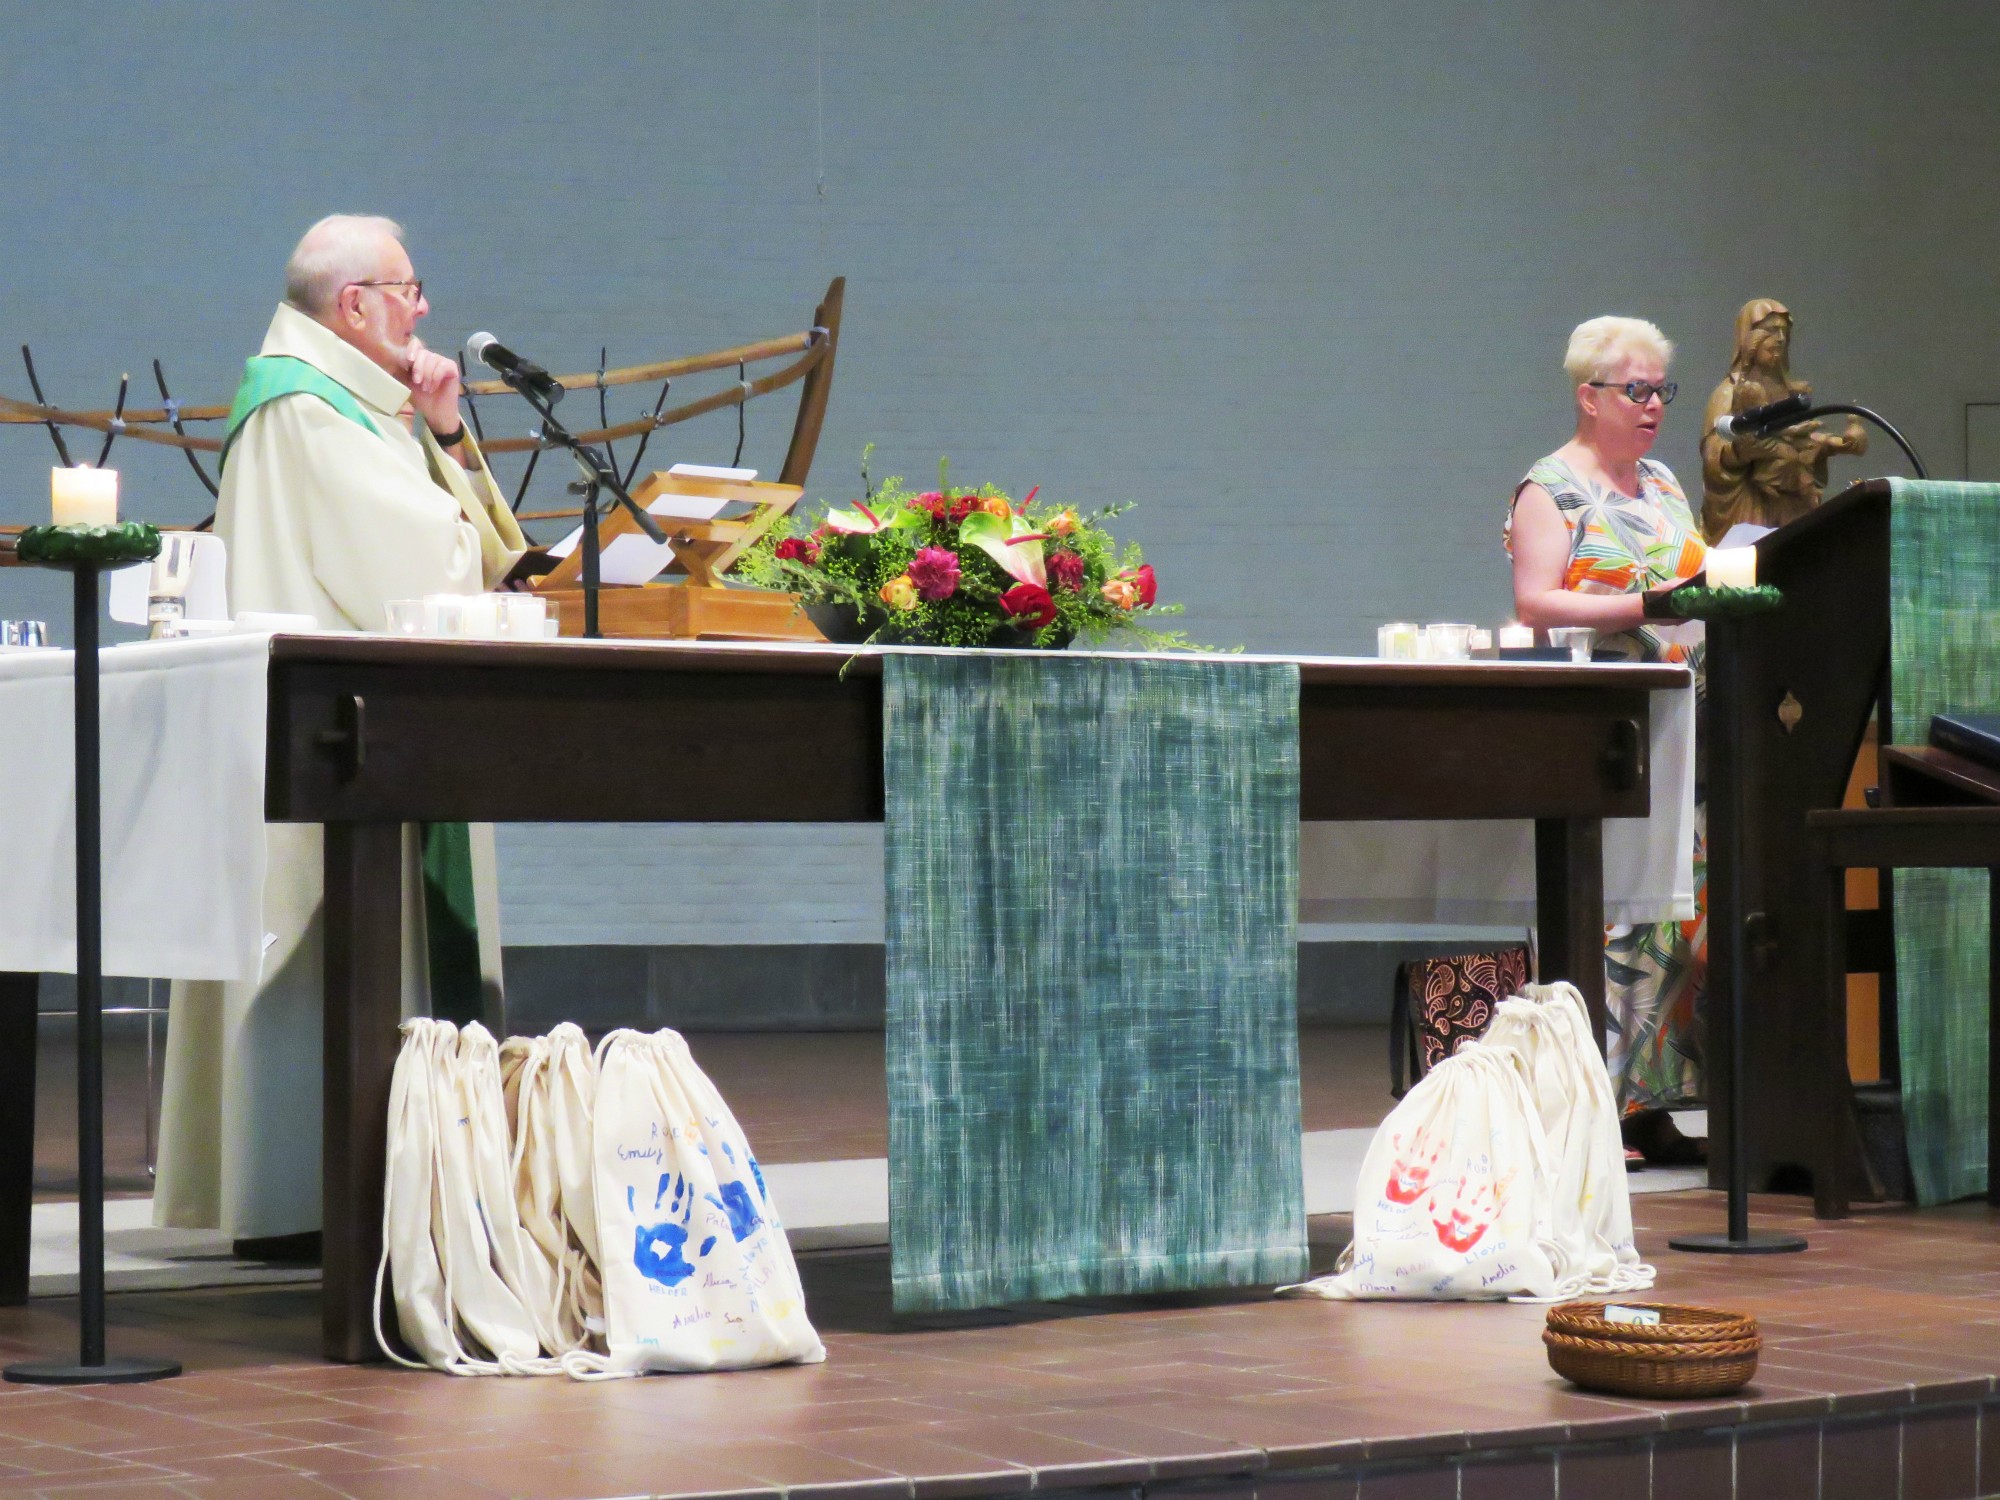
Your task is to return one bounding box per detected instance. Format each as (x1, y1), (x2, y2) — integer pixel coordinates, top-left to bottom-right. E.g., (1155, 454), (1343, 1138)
(4, 532), (181, 1384)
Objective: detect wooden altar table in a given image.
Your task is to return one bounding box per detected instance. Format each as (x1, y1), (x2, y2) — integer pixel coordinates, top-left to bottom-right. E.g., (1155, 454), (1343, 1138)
(254, 637), (1686, 1360)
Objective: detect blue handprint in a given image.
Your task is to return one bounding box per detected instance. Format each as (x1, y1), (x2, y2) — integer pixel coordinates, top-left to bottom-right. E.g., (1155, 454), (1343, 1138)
(705, 1180), (764, 1244)
(632, 1171), (696, 1287)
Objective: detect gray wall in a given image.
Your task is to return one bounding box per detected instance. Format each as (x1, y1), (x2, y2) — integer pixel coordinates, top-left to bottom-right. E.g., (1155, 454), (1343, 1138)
(4, 2), (1998, 973)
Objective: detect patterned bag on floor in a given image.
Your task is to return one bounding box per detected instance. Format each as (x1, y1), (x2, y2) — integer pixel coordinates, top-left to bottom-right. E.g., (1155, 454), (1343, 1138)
(376, 1019), (556, 1373)
(500, 1022), (603, 1354)
(1479, 982), (1654, 1296)
(1284, 1043), (1564, 1300)
(561, 1028), (825, 1377)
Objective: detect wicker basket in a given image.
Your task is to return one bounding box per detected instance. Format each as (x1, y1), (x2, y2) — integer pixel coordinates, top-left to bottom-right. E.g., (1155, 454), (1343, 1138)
(1543, 1302), (1760, 1399)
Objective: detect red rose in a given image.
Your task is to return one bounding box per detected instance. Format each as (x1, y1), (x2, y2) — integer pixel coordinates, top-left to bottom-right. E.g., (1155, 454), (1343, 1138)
(774, 537), (809, 562)
(948, 493), (978, 524)
(999, 582), (1058, 629)
(1047, 550), (1085, 592)
(908, 545), (962, 601)
(1119, 564), (1157, 607)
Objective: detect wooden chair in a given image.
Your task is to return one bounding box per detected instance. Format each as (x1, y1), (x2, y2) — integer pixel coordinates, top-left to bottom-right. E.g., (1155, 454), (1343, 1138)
(1807, 749), (2000, 1217)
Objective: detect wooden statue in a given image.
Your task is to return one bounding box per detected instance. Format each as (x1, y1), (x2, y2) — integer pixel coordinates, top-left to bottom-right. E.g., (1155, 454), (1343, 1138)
(1700, 298), (1867, 542)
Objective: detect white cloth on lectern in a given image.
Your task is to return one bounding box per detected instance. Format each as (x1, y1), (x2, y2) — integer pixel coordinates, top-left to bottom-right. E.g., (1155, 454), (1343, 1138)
(1299, 685), (1694, 928)
(0, 634), (268, 979)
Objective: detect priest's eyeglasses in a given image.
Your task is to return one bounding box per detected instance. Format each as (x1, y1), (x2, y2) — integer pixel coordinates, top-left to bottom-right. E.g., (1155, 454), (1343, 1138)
(350, 279), (424, 305)
(1588, 379), (1677, 406)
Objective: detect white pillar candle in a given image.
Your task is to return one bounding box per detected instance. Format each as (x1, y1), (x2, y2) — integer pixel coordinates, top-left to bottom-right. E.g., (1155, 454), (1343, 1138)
(1705, 546), (1757, 589)
(462, 595), (502, 639)
(1498, 623), (1535, 650)
(51, 465), (117, 526)
(501, 594), (547, 638)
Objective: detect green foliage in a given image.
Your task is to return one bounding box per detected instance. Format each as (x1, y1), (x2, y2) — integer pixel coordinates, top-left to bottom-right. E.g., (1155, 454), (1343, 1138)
(16, 521), (162, 567)
(737, 458), (1190, 650)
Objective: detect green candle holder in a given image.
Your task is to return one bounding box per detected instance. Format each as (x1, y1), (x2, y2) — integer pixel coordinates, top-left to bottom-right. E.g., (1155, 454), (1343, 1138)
(14, 522), (161, 569)
(1659, 583), (1783, 620)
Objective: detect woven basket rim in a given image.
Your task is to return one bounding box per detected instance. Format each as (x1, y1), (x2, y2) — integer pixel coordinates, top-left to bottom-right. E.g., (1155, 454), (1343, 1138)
(1545, 1301), (1757, 1345)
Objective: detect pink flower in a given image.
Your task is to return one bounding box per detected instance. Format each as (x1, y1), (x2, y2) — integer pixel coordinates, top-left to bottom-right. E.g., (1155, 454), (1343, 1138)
(1047, 551), (1085, 592)
(916, 491), (947, 520)
(908, 545), (961, 601)
(1000, 582), (1058, 629)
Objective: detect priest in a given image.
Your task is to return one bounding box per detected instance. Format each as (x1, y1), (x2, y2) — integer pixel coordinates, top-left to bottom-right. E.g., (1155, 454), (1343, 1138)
(155, 214), (527, 1250)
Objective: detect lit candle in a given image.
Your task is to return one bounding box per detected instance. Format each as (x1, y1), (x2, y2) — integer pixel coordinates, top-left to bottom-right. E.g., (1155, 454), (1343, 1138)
(1498, 623), (1535, 650)
(1376, 622), (1420, 660)
(1705, 546), (1757, 589)
(51, 465), (117, 527)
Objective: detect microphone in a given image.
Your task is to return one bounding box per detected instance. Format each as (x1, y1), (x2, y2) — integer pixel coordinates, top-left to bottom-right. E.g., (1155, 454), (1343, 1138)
(1713, 391), (1812, 440)
(465, 332), (562, 404)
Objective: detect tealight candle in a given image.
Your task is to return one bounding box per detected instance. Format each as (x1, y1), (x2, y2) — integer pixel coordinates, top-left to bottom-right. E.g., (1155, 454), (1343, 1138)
(1498, 623), (1535, 650)
(1705, 546), (1757, 589)
(1376, 622), (1421, 660)
(462, 595), (503, 640)
(51, 465), (117, 527)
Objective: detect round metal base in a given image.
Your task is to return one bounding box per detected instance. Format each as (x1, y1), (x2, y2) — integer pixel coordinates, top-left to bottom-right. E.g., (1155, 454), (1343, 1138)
(1668, 1230), (1808, 1255)
(4, 1356), (182, 1386)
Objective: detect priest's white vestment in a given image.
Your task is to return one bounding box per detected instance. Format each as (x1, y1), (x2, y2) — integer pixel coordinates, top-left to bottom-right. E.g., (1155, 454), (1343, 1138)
(154, 303), (526, 1238)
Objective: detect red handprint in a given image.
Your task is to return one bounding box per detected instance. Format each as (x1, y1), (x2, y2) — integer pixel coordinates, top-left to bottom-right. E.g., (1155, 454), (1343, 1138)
(1385, 1129), (1446, 1205)
(1431, 1172), (1511, 1253)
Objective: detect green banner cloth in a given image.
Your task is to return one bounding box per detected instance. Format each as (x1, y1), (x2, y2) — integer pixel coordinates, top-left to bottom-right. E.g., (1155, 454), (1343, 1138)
(883, 653), (1307, 1313)
(1890, 478), (2000, 1204)
(420, 821), (484, 1028)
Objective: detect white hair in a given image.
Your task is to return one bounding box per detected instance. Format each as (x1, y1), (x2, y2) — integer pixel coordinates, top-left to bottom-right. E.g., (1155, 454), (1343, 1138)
(283, 214), (405, 315)
(1563, 316), (1674, 385)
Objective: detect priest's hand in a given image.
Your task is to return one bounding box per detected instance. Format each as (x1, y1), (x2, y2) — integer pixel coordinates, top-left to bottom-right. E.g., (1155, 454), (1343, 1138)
(405, 340), (473, 465)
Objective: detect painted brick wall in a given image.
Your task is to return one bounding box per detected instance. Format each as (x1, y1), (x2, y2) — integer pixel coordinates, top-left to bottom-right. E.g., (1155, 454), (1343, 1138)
(2, 3), (1997, 947)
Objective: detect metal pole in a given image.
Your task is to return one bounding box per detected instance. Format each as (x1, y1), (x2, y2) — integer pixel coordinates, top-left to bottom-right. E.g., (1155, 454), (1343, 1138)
(73, 565), (105, 1365)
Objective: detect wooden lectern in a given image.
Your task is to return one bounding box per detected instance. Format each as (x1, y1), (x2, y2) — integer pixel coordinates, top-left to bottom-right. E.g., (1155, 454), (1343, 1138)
(1710, 478), (1895, 1205)
(531, 471), (823, 641)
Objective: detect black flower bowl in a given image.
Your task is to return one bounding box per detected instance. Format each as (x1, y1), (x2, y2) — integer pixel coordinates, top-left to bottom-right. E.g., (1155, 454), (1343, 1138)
(803, 601), (1072, 651)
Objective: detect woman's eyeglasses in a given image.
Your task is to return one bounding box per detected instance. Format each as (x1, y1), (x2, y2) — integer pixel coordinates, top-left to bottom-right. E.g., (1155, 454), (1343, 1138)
(1589, 379), (1677, 406)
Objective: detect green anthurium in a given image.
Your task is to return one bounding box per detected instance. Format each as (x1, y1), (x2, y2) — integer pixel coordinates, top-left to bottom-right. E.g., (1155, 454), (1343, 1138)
(958, 510), (1049, 587)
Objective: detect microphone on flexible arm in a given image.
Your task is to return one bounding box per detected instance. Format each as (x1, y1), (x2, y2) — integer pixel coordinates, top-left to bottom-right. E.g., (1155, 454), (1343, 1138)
(1712, 391), (1813, 440)
(464, 332), (563, 405)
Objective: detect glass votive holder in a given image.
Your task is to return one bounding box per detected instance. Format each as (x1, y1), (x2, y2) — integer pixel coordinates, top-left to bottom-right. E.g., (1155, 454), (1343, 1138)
(1, 621), (48, 648)
(1548, 626), (1596, 663)
(1376, 622), (1421, 660)
(461, 595), (503, 640)
(1425, 622), (1474, 661)
(500, 594), (547, 639)
(384, 599), (424, 636)
(425, 596), (467, 638)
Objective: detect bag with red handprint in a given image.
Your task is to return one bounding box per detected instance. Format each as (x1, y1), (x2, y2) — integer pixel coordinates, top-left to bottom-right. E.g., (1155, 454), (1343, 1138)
(1282, 1045), (1564, 1300)
(1480, 982), (1654, 1296)
(560, 1028), (825, 1378)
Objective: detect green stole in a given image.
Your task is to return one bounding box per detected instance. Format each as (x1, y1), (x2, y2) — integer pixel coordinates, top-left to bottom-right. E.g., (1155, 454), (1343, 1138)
(222, 353), (486, 1026)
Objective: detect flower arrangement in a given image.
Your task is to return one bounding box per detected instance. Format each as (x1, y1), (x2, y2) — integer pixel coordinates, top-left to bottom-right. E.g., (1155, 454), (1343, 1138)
(738, 450), (1182, 649)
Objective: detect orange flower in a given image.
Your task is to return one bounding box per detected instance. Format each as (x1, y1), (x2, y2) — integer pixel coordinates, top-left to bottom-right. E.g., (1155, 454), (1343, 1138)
(979, 495), (1012, 519)
(1101, 577), (1139, 610)
(1047, 509), (1079, 537)
(879, 575), (919, 611)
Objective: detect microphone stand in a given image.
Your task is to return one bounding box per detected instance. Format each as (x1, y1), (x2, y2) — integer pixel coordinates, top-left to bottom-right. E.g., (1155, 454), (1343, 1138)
(502, 373), (669, 638)
(1753, 404), (1929, 480)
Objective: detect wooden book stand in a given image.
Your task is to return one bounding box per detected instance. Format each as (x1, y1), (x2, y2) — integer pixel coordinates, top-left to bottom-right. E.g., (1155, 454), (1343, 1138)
(531, 471), (823, 641)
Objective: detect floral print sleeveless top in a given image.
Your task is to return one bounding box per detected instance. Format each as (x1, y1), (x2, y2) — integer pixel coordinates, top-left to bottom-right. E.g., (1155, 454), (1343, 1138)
(1505, 453), (1707, 671)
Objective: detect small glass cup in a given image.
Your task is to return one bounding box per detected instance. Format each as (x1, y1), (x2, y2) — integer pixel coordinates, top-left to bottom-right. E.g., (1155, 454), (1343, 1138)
(500, 594), (547, 639)
(384, 600), (424, 636)
(1548, 626), (1596, 663)
(1425, 623), (1475, 661)
(425, 597), (466, 638)
(1376, 622), (1421, 660)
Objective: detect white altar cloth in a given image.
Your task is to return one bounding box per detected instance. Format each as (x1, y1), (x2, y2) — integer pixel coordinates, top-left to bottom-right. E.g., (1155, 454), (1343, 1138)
(0, 634), (270, 981)
(1300, 684), (1697, 930)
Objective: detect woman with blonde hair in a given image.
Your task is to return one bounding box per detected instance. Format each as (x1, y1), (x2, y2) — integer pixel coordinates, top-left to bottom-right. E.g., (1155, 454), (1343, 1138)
(1505, 315), (1707, 1163)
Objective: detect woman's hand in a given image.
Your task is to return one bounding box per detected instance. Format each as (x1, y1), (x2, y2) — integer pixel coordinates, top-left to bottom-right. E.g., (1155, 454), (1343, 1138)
(1508, 484), (1648, 633)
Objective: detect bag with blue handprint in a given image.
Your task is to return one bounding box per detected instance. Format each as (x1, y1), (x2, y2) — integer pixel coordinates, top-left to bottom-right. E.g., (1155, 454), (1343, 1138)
(561, 1028), (825, 1377)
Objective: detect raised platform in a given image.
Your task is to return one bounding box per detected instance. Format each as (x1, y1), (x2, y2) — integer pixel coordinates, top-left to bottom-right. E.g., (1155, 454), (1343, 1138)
(0, 1193), (1994, 1500)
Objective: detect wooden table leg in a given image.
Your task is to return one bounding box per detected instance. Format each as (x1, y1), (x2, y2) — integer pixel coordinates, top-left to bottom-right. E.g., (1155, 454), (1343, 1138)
(322, 823), (402, 1363)
(1818, 856), (1852, 1219)
(1535, 816), (1607, 1053)
(0, 973), (37, 1306)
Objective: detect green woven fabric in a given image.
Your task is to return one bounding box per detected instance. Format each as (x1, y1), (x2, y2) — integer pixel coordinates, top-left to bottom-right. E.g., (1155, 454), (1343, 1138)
(420, 821), (484, 1028)
(883, 654), (1306, 1313)
(1889, 479), (2000, 1204)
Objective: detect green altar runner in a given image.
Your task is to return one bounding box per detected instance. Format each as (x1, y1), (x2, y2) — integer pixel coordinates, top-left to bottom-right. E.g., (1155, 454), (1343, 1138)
(883, 653), (1308, 1313)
